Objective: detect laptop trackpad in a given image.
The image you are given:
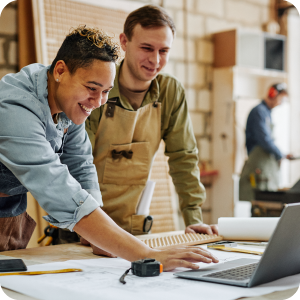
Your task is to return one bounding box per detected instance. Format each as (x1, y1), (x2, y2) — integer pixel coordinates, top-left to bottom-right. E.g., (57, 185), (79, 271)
(175, 258), (259, 278)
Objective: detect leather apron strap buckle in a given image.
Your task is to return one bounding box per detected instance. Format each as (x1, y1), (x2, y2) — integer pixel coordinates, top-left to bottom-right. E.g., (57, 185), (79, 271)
(105, 98), (118, 118)
(112, 150), (133, 159)
(123, 150), (133, 159)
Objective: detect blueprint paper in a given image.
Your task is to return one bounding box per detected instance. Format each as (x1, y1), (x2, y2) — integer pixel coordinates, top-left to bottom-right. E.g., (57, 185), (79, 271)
(0, 247), (299, 300)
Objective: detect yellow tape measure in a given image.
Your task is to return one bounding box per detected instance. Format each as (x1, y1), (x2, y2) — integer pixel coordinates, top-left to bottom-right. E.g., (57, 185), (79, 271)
(0, 268), (82, 276)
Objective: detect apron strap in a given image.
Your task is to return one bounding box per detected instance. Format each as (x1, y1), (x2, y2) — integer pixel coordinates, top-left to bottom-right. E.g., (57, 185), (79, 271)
(105, 98), (118, 118)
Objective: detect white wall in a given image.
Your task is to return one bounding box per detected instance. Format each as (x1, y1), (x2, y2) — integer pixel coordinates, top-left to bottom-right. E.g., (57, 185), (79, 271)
(287, 10), (300, 187)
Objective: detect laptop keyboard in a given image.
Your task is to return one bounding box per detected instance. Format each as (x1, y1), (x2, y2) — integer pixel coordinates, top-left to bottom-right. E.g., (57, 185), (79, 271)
(203, 262), (259, 281)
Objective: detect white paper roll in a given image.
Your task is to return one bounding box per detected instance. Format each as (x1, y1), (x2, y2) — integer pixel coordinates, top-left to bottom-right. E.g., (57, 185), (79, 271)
(218, 217), (280, 241)
(136, 181), (156, 215)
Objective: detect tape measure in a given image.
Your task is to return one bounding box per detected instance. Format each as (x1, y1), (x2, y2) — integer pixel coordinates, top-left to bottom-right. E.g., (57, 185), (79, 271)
(119, 258), (163, 284)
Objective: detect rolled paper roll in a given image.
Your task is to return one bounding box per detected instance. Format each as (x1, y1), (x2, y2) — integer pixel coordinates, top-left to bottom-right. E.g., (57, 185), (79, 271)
(218, 217), (280, 241)
(136, 181), (156, 215)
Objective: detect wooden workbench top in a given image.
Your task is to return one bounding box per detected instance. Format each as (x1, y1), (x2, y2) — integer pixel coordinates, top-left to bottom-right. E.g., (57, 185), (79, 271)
(0, 243), (97, 264)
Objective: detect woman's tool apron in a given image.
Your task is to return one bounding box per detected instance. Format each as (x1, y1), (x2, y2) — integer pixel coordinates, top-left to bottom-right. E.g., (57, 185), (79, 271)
(0, 163), (36, 251)
(93, 99), (161, 235)
(0, 119), (70, 250)
(239, 146), (280, 201)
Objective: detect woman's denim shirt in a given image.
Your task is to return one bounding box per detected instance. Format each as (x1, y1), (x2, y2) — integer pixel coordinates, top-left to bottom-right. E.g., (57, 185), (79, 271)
(0, 63), (102, 231)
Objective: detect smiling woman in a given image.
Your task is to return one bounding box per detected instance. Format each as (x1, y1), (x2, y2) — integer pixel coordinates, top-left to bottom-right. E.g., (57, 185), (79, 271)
(48, 58), (116, 125)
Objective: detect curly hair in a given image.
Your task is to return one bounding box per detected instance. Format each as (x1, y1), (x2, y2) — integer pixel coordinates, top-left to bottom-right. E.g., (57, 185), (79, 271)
(49, 25), (121, 74)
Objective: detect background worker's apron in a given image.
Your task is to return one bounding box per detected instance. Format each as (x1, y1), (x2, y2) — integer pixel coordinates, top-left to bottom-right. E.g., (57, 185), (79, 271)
(0, 163), (36, 251)
(239, 146), (280, 201)
(93, 100), (161, 235)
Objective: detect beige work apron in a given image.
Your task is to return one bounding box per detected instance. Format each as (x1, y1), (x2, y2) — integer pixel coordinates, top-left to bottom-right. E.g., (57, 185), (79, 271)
(93, 100), (161, 235)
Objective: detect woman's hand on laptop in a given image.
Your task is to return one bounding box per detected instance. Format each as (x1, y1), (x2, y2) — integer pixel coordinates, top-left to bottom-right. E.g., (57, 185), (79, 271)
(185, 223), (219, 235)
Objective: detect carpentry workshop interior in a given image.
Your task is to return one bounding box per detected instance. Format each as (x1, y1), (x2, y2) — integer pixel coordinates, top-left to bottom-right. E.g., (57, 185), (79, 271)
(0, 0), (300, 299)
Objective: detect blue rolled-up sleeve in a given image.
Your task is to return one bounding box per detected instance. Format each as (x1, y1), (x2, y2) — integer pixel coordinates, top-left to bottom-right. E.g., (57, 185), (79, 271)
(60, 122), (103, 207)
(44, 190), (101, 231)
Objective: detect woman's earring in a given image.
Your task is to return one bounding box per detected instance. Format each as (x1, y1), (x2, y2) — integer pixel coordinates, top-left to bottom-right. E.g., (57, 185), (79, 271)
(56, 78), (59, 82)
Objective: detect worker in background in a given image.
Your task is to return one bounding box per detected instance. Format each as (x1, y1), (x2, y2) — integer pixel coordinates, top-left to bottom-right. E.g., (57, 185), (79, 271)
(0, 26), (218, 270)
(239, 83), (294, 201)
(84, 5), (217, 256)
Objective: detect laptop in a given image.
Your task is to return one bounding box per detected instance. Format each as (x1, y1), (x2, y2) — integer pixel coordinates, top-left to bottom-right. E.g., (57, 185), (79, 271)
(175, 203), (300, 287)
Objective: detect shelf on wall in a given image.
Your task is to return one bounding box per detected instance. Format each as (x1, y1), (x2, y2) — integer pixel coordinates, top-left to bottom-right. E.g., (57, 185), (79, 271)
(200, 170), (219, 177)
(213, 29), (286, 72)
(199, 163), (219, 188)
(233, 66), (287, 79)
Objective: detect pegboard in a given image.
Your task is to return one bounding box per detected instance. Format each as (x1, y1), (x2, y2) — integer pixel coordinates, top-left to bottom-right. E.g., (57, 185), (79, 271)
(32, 0), (128, 65)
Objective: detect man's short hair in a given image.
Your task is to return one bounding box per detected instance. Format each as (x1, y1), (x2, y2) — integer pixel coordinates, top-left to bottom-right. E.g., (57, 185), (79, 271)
(124, 5), (176, 41)
(49, 25), (120, 74)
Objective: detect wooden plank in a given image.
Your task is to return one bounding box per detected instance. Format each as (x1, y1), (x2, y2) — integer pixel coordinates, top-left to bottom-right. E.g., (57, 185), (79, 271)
(137, 232), (223, 249)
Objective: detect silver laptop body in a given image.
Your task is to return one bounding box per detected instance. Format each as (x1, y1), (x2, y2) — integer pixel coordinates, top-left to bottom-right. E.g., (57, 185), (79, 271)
(175, 203), (300, 287)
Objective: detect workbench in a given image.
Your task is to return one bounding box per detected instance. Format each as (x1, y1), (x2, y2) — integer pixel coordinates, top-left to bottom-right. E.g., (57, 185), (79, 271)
(0, 234), (297, 300)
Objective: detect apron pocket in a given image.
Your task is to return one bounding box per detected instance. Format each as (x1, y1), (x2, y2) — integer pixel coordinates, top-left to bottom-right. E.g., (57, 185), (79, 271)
(131, 214), (147, 235)
(0, 211), (36, 251)
(103, 142), (150, 185)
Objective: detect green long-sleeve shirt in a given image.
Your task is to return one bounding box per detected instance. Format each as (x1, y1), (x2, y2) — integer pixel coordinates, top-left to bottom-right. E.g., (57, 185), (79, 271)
(86, 63), (206, 226)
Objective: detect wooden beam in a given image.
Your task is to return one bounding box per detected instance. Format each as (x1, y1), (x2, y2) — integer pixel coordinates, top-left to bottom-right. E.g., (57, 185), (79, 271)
(17, 0), (37, 70)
